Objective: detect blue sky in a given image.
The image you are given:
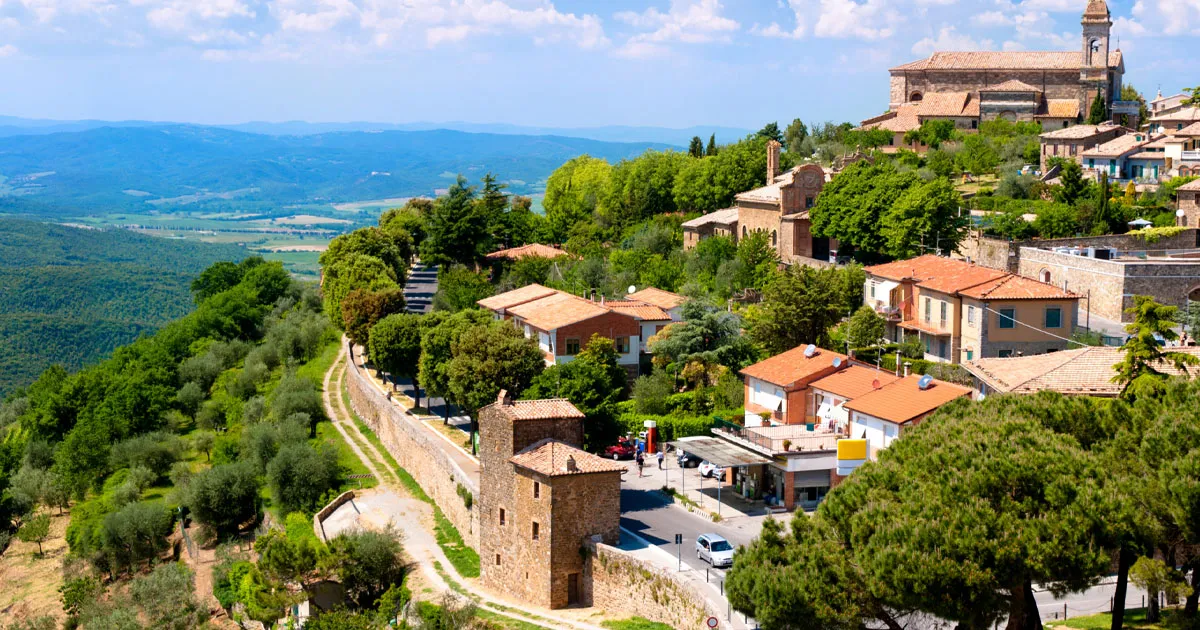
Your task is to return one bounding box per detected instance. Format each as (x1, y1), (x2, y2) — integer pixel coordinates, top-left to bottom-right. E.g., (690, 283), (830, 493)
(0, 0), (1194, 129)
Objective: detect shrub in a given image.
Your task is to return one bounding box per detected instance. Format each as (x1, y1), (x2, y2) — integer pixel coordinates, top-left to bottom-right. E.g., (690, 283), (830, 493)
(109, 432), (184, 481)
(186, 462), (261, 535)
(266, 443), (342, 515)
(328, 527), (408, 609)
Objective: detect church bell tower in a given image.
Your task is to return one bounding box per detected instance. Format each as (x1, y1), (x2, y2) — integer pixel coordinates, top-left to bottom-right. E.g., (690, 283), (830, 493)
(1080, 0), (1113, 115)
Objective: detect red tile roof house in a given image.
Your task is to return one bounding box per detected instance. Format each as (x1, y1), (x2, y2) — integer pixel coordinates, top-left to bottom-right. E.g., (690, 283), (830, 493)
(478, 285), (686, 377)
(844, 374), (972, 456)
(708, 345), (967, 511)
(740, 344), (851, 428)
(864, 255), (1081, 364)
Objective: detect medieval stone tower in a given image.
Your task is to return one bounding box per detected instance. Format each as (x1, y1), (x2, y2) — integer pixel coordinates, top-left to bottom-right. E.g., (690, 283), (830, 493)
(1080, 0), (1114, 113)
(478, 392), (623, 609)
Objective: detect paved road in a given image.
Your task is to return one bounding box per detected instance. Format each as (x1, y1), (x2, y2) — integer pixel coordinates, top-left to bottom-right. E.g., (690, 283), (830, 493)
(404, 263), (437, 314)
(620, 487), (755, 578)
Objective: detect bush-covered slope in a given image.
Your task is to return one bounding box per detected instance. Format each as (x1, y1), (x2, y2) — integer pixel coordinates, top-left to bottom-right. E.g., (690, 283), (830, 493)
(0, 219), (246, 395)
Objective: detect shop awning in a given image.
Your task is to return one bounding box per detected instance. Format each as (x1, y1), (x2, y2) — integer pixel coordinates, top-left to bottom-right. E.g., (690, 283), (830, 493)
(670, 438), (773, 468)
(816, 402), (835, 421)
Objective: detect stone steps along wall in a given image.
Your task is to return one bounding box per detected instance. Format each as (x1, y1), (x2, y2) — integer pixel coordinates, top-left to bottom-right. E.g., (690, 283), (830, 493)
(585, 540), (723, 630)
(344, 361), (480, 550)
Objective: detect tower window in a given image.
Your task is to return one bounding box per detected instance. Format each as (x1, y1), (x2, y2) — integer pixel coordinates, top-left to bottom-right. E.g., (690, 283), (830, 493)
(533, 482), (540, 499)
(499, 508), (506, 526)
(532, 521), (540, 540)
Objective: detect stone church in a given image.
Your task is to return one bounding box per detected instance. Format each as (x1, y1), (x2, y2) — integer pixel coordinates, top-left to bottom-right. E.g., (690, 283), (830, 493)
(865, 0), (1135, 137)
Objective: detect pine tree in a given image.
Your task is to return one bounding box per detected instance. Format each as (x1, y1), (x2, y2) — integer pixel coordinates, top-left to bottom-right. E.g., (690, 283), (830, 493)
(1112, 295), (1200, 400)
(1088, 90), (1108, 124)
(688, 136), (704, 158)
(705, 134), (717, 156)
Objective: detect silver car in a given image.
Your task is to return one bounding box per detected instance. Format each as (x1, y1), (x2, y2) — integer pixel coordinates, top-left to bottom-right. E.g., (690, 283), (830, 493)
(696, 533), (735, 568)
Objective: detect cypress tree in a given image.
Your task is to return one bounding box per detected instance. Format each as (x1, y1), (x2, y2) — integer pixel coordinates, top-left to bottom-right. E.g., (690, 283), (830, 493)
(1087, 90), (1108, 125)
(688, 136), (704, 158)
(705, 134), (717, 156)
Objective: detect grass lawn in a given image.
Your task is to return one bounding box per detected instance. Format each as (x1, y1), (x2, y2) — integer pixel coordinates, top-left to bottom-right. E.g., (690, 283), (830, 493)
(475, 609), (551, 630)
(602, 618), (675, 630)
(314, 420), (378, 492)
(296, 336), (341, 385)
(1047, 608), (1183, 629)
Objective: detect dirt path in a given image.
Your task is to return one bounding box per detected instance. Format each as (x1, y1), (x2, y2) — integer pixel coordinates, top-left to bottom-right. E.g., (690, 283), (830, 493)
(180, 525), (237, 629)
(321, 349), (393, 486)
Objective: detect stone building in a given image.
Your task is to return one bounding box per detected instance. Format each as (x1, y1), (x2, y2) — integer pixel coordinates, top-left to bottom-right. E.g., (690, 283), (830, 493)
(866, 1), (1134, 135)
(683, 140), (834, 264)
(1038, 122), (1127, 172)
(478, 393), (623, 610)
(1179, 180), (1200, 228)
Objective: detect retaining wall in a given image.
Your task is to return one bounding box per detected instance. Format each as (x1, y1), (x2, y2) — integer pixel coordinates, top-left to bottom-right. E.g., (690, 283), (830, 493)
(585, 540), (720, 630)
(959, 229), (1200, 273)
(345, 361), (480, 550)
(313, 491), (356, 542)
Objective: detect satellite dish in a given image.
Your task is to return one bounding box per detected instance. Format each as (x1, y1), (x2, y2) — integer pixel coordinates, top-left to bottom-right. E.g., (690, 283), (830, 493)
(628, 285), (637, 294)
(872, 379), (881, 389)
(803, 344), (818, 358)
(832, 357), (843, 368)
(1178, 209), (1188, 218)
(918, 374), (934, 390)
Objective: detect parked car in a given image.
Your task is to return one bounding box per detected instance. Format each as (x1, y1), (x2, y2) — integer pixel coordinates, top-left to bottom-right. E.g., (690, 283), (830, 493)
(696, 534), (735, 568)
(604, 437), (636, 461)
(698, 461), (723, 478)
(676, 451), (702, 468)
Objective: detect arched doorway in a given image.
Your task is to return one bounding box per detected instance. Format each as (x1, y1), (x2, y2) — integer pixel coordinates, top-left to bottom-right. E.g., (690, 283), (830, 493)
(910, 92), (923, 102)
(1039, 269), (1052, 284)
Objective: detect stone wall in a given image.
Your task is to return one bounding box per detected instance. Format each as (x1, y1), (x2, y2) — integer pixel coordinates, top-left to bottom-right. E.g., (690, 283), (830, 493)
(313, 491), (356, 542)
(585, 540), (719, 630)
(960, 230), (1200, 273)
(1181, 190), (1200, 228)
(345, 362), (479, 549)
(1019, 247), (1200, 322)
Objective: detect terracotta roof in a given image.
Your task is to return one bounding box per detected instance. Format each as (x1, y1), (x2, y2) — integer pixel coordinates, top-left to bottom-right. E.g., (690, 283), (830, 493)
(964, 347), (1200, 397)
(957, 274), (1079, 300)
(682, 207), (739, 228)
(865, 254), (1008, 295)
(1038, 99), (1081, 119)
(898, 319), (954, 336)
(1176, 122), (1200, 137)
(510, 438), (625, 477)
(891, 51), (1122, 72)
(1178, 179), (1200, 192)
(477, 284), (558, 311)
(1128, 151), (1169, 161)
(979, 79), (1041, 93)
(1151, 107), (1200, 123)
(606, 301), (672, 321)
(1040, 122), (1123, 140)
(489, 398), (587, 421)
(844, 375), (972, 424)
(862, 103), (920, 133)
(1083, 133), (1161, 158)
(626, 287), (688, 310)
(735, 168), (796, 203)
(740, 345), (850, 388)
(810, 365), (901, 400)
(485, 243), (571, 261)
(916, 92), (975, 118)
(507, 292), (612, 331)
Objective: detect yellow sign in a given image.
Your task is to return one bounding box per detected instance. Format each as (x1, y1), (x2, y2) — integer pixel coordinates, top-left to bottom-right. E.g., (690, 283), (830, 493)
(837, 439), (868, 461)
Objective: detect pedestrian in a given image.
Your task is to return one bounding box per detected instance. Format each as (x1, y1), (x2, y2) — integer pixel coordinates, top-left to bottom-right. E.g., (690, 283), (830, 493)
(656, 450), (664, 470)
(636, 452), (645, 477)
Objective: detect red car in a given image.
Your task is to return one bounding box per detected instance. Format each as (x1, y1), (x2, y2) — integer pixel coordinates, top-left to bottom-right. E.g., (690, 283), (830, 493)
(604, 437), (636, 460)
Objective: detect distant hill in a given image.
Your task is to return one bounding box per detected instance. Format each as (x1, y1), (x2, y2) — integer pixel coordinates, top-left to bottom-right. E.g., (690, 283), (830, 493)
(0, 125), (677, 213)
(0, 218), (247, 396)
(0, 114), (752, 147)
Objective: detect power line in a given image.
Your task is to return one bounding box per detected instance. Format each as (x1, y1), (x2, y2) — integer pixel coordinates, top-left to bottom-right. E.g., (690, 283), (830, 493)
(977, 304), (1093, 349)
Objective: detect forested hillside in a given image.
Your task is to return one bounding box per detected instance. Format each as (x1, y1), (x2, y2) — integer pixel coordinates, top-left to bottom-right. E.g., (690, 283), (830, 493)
(0, 126), (672, 214)
(0, 219), (246, 395)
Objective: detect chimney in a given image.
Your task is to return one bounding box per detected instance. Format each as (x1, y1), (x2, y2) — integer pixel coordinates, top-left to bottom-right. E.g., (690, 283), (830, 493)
(903, 362), (912, 377)
(497, 389), (513, 406)
(766, 139), (781, 185)
(565, 454), (578, 473)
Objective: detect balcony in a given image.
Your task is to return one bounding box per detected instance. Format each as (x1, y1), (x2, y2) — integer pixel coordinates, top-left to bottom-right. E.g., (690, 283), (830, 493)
(713, 419), (844, 456)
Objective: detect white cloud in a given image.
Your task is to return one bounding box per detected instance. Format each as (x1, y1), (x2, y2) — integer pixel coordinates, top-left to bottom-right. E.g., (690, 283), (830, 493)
(973, 10), (1012, 26)
(1130, 0), (1200, 36)
(768, 0), (900, 41)
(17, 0), (115, 23)
(270, 0), (357, 33)
(615, 0), (740, 56)
(911, 26), (993, 55)
(751, 21), (803, 39)
(142, 0), (255, 32)
(353, 0), (608, 50)
(0, 44), (17, 56)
